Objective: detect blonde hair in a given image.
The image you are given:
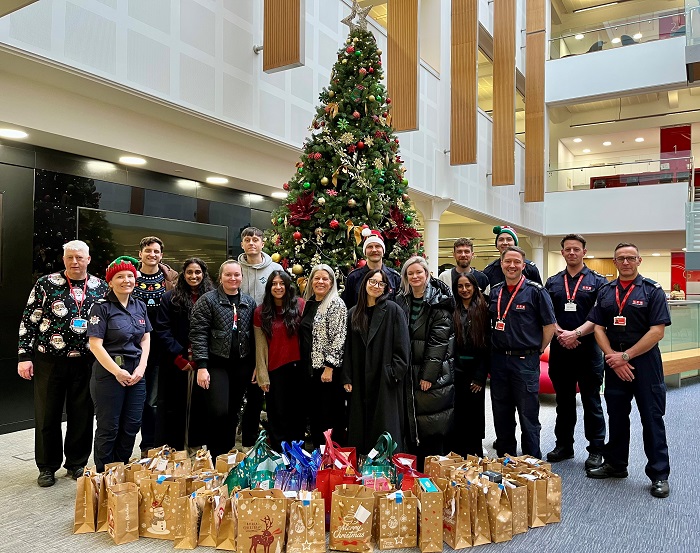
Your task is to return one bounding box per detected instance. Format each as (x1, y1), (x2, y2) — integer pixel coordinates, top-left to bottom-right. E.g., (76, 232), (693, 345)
(400, 256), (430, 295)
(218, 259), (241, 279)
(305, 264), (340, 315)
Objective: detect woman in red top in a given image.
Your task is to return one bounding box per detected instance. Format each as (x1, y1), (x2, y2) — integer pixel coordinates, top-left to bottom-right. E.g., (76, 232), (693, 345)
(254, 270), (306, 449)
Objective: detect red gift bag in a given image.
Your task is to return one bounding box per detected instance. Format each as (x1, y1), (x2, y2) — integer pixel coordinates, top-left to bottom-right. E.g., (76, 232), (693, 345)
(316, 429), (359, 516)
(393, 453), (427, 491)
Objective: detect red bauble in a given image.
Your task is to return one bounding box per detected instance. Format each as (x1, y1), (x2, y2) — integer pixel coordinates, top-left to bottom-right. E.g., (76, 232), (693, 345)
(359, 68), (367, 75)
(346, 46), (355, 53)
(386, 97), (391, 104)
(283, 182), (289, 190)
(394, 138), (400, 144)
(382, 112), (388, 117)
(378, 61), (382, 66)
(314, 152), (322, 160)
(293, 231), (302, 241)
(357, 141), (365, 149)
(329, 219), (340, 230)
(352, 111), (361, 119)
(369, 67), (374, 73)
(357, 259), (367, 268)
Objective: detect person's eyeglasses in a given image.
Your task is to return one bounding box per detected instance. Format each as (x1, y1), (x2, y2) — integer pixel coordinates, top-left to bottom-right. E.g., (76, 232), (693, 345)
(614, 256), (638, 264)
(368, 279), (387, 288)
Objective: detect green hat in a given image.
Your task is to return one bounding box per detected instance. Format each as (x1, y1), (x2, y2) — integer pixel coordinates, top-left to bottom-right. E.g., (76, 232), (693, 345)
(493, 225), (518, 247)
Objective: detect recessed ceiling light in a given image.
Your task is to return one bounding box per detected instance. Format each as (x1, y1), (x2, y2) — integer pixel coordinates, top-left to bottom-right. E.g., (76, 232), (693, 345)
(0, 128), (28, 139)
(271, 192), (288, 199)
(633, 32), (642, 40)
(119, 156), (146, 165)
(573, 138), (582, 143)
(635, 137), (644, 143)
(683, 247), (687, 251)
(573, 1), (618, 13)
(582, 148), (591, 153)
(611, 37), (621, 44)
(587, 255), (595, 258)
(652, 252), (661, 257)
(86, 160), (116, 172)
(206, 176), (229, 185)
(176, 179), (198, 190)
(603, 141), (612, 146)
(575, 34), (584, 40)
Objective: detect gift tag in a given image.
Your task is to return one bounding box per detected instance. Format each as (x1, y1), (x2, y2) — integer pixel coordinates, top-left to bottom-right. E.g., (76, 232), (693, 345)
(368, 448), (378, 459)
(564, 302), (577, 312)
(283, 490), (299, 498)
(495, 320), (506, 331)
(228, 454), (238, 464)
(354, 504), (371, 524)
(259, 480), (270, 490)
(613, 316), (626, 326)
(334, 458), (343, 469)
(155, 458), (168, 472)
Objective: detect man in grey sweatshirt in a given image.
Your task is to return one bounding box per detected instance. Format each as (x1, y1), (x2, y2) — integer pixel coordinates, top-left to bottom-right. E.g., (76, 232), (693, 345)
(237, 227), (283, 447)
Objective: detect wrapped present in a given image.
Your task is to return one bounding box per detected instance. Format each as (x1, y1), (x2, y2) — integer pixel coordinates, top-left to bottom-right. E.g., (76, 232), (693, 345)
(413, 478), (443, 553)
(236, 489), (287, 553)
(107, 482), (139, 545)
(329, 484), (375, 553)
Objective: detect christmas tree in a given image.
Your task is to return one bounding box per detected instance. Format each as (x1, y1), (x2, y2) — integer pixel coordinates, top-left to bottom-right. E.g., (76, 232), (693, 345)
(265, 5), (422, 291)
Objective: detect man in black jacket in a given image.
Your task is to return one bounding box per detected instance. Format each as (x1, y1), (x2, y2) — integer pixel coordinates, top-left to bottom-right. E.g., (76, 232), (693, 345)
(483, 226), (542, 287)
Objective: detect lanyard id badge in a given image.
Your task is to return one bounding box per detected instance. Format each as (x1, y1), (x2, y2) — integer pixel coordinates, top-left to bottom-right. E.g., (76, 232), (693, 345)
(495, 276), (525, 332)
(232, 303), (238, 331)
(564, 302), (577, 312)
(614, 283), (635, 328)
(563, 273), (584, 312)
(613, 316), (627, 326)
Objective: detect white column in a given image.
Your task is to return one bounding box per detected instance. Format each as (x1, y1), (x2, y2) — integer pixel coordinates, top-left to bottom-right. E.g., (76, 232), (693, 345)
(528, 235), (545, 275)
(413, 198), (452, 275)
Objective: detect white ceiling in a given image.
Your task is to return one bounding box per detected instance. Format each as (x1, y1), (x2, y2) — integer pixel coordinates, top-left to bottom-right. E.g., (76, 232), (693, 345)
(560, 127), (661, 156)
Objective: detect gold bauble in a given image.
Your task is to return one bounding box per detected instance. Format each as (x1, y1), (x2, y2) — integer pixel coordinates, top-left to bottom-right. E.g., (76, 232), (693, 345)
(318, 197), (326, 206)
(347, 198), (357, 207)
(271, 253), (281, 263)
(328, 90), (335, 98)
(320, 176), (329, 185)
(292, 264), (304, 275)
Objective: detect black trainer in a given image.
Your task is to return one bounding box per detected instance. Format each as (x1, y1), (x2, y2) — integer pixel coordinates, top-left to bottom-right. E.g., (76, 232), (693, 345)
(650, 480), (670, 498)
(37, 470), (56, 487)
(586, 463), (628, 479)
(585, 452), (604, 470)
(547, 446), (574, 462)
(66, 467), (84, 480)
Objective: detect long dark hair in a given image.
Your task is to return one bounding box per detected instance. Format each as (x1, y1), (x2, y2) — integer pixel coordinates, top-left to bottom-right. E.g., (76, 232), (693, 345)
(352, 269), (389, 334)
(260, 270), (302, 339)
(171, 258), (214, 312)
(452, 272), (488, 349)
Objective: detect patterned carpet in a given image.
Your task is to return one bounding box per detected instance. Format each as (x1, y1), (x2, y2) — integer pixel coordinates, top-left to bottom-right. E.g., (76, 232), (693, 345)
(1, 378), (697, 553)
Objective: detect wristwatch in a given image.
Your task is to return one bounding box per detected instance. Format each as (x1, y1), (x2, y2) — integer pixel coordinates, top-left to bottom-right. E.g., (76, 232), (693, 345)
(575, 329), (582, 337)
(621, 351), (630, 361)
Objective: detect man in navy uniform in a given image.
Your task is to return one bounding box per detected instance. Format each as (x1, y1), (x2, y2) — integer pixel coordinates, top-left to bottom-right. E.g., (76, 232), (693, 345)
(489, 246), (556, 458)
(545, 234), (607, 470)
(586, 243), (671, 498)
(483, 225), (542, 287)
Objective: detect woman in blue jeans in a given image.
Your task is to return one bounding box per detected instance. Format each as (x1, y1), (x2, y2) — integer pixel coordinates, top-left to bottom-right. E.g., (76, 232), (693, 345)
(87, 257), (151, 472)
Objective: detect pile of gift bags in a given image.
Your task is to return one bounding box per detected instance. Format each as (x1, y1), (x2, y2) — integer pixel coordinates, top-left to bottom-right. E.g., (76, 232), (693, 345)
(73, 431), (562, 549)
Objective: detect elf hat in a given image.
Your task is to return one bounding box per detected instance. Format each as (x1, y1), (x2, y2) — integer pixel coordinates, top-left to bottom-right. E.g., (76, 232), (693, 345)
(105, 256), (139, 283)
(363, 231), (386, 255)
(493, 225), (518, 247)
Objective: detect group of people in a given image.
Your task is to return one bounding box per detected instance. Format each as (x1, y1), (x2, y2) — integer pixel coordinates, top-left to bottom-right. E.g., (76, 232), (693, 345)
(18, 224), (672, 500)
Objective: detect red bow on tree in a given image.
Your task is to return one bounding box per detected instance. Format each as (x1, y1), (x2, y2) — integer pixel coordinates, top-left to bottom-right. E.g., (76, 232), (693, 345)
(385, 206), (420, 246)
(287, 193), (320, 226)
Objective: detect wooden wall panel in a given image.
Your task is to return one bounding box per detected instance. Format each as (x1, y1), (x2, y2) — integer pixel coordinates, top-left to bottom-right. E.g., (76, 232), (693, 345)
(450, 0), (478, 165)
(388, 0), (419, 132)
(263, 0), (303, 73)
(525, 31), (545, 202)
(526, 0), (546, 34)
(492, 0), (516, 186)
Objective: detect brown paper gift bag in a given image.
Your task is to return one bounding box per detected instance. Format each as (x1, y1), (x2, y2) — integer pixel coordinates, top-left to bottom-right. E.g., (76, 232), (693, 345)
(216, 495), (238, 551)
(485, 481), (512, 543)
(236, 489), (288, 553)
(503, 478), (528, 535)
(216, 449), (247, 475)
(107, 482), (139, 545)
(413, 478), (443, 553)
(138, 479), (183, 539)
(329, 484), (375, 553)
(469, 482), (491, 546)
(287, 493), (326, 553)
(546, 472), (562, 524)
(73, 467), (98, 534)
(437, 480), (471, 550)
(173, 493), (200, 550)
(376, 490), (418, 550)
(97, 462), (126, 532)
(124, 462), (145, 483)
(193, 448), (216, 472)
(197, 489), (227, 547)
(515, 474), (548, 528)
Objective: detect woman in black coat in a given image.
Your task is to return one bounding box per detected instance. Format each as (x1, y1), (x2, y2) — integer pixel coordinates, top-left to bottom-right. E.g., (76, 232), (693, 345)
(396, 256), (455, 469)
(449, 271), (490, 457)
(342, 269), (411, 453)
(153, 258), (214, 450)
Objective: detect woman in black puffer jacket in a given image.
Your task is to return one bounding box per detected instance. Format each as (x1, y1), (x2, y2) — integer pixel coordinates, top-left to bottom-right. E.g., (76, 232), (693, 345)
(396, 256), (455, 470)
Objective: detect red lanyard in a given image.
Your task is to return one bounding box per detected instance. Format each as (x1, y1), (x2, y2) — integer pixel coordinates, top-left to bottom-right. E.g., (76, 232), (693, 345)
(497, 276), (525, 321)
(66, 276), (88, 317)
(232, 303), (238, 330)
(615, 283), (635, 315)
(564, 273), (584, 302)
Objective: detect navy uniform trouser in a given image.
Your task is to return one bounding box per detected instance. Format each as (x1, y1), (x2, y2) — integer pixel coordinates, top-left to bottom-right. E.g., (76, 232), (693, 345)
(549, 342), (606, 453)
(490, 352), (542, 458)
(603, 345), (670, 481)
(90, 357), (146, 472)
(33, 352), (94, 472)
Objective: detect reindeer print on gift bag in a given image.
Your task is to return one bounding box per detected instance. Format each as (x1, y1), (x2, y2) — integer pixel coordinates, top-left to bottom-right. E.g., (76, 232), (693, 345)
(236, 489), (287, 553)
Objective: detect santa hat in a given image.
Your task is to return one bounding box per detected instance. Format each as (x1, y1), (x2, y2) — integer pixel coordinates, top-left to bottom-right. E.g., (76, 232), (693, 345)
(105, 256), (139, 283)
(363, 230), (386, 255)
(493, 225), (518, 247)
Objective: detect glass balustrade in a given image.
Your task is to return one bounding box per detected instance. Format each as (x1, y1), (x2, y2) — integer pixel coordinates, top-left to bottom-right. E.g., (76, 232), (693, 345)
(546, 153), (694, 193)
(549, 8), (686, 60)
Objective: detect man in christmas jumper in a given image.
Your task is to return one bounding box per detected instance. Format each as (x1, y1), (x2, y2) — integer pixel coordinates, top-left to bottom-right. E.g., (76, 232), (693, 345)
(132, 236), (178, 453)
(18, 240), (108, 487)
(237, 227), (281, 448)
(341, 231), (402, 309)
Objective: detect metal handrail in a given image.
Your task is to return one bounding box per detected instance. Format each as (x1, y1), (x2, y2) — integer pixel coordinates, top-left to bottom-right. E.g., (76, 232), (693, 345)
(548, 155), (693, 173)
(550, 8), (685, 42)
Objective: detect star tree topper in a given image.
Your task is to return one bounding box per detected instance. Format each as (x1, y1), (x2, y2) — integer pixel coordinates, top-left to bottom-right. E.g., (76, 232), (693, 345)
(341, 0), (372, 31)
